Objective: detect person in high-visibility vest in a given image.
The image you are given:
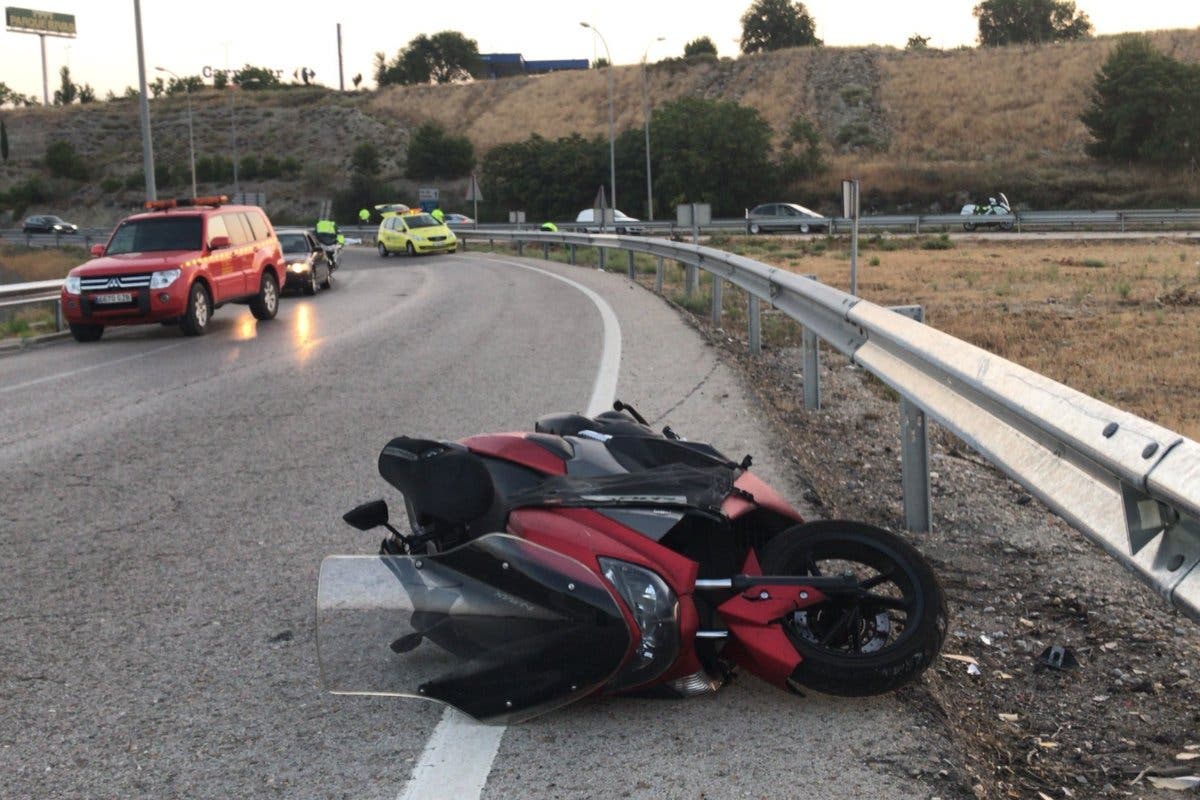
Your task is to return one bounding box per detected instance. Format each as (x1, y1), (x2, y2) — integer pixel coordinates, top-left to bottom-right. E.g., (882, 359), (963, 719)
(314, 218), (341, 269)
(358, 208), (370, 224)
(430, 207), (445, 224)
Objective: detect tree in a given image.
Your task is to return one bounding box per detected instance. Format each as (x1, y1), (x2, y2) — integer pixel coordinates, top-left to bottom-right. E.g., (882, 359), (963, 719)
(166, 75), (204, 96)
(906, 34), (930, 51)
(406, 122), (474, 179)
(651, 97), (777, 215)
(375, 31), (480, 86)
(0, 82), (38, 107)
(53, 66), (77, 105)
(740, 0), (821, 54)
(351, 142), (382, 178)
(45, 140), (88, 180)
(778, 116), (826, 182)
(684, 37), (718, 59)
(974, 0), (1092, 46)
(232, 65), (282, 90)
(1081, 36), (1200, 165)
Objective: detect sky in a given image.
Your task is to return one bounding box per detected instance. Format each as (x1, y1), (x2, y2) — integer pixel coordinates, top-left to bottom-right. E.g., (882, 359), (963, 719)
(2, 1), (1196, 101)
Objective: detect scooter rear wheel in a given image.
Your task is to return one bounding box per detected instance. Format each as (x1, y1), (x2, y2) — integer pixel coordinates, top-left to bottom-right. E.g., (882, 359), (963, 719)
(759, 520), (947, 696)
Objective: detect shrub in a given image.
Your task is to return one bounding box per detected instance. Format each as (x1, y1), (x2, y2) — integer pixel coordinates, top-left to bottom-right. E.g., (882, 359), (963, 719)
(920, 234), (955, 250)
(45, 140), (88, 180)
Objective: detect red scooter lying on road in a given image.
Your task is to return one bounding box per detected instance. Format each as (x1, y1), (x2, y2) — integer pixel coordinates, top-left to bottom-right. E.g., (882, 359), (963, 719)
(318, 402), (948, 723)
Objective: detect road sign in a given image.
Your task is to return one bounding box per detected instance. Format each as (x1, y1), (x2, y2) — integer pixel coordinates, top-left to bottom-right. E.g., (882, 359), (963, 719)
(5, 7), (76, 36)
(465, 174), (483, 203)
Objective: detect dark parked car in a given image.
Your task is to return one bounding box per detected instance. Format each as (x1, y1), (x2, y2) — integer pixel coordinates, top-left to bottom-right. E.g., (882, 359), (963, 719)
(23, 214), (79, 234)
(746, 203), (827, 235)
(277, 228), (333, 295)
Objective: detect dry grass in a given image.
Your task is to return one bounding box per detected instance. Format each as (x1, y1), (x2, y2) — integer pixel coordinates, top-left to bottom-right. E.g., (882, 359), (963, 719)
(0, 244), (86, 281)
(733, 235), (1200, 440)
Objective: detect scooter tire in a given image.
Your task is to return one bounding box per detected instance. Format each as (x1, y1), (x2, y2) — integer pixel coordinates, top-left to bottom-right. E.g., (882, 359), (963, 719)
(759, 520), (948, 697)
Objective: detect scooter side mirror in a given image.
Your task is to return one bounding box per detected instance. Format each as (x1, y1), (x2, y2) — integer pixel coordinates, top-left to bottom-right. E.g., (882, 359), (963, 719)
(343, 499), (389, 531)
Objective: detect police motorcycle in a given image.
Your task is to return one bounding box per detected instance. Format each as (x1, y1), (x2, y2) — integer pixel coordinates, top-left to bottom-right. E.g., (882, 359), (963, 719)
(960, 192), (1014, 231)
(313, 221), (344, 270)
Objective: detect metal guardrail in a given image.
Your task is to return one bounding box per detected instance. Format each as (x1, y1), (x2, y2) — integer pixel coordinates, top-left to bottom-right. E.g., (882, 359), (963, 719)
(458, 228), (1200, 624)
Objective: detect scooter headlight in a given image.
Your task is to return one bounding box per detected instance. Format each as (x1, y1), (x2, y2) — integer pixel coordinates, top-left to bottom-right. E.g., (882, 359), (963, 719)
(598, 558), (679, 691)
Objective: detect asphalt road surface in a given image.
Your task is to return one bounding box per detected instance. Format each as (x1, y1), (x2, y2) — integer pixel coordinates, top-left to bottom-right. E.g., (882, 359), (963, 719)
(1, 247), (945, 799)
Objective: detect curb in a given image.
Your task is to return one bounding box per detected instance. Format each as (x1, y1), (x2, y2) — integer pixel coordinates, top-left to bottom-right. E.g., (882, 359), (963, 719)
(0, 330), (72, 355)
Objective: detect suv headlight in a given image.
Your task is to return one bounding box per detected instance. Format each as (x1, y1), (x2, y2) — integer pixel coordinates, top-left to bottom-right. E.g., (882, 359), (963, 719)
(149, 268), (181, 289)
(599, 558), (680, 691)
(64, 275), (81, 295)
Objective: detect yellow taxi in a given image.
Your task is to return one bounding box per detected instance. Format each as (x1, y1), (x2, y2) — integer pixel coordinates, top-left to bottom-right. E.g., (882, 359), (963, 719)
(377, 210), (457, 257)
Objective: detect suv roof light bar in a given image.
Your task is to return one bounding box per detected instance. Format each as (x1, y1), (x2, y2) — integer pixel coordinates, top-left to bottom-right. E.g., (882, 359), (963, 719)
(144, 195), (228, 211)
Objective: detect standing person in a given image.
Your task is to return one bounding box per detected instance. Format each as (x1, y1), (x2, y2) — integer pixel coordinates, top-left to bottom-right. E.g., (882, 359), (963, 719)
(430, 207), (445, 224)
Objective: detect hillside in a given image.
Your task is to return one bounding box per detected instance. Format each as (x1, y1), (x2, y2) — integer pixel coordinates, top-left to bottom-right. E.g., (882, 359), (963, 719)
(1, 28), (1198, 226)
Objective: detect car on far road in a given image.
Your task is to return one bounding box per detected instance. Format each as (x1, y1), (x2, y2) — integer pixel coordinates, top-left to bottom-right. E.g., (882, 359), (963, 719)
(23, 214), (79, 234)
(746, 203), (827, 235)
(575, 208), (643, 234)
(277, 228), (333, 295)
(443, 213), (474, 225)
(377, 211), (457, 257)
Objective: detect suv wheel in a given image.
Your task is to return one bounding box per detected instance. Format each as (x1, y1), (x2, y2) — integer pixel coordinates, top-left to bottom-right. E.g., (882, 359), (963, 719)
(180, 283), (211, 335)
(250, 271), (279, 321)
(69, 322), (104, 342)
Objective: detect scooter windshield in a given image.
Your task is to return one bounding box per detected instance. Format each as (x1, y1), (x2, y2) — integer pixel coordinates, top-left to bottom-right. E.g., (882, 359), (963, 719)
(317, 534), (632, 724)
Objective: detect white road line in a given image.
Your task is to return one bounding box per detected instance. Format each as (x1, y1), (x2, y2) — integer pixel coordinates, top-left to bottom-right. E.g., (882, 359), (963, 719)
(486, 257), (622, 417)
(397, 709), (505, 800)
(394, 254), (622, 800)
(0, 340), (190, 395)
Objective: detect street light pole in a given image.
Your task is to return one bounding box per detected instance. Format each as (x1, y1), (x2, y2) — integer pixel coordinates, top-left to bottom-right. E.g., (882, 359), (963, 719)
(581, 22), (616, 222)
(156, 67), (197, 199)
(132, 0), (156, 200)
(641, 37), (664, 221)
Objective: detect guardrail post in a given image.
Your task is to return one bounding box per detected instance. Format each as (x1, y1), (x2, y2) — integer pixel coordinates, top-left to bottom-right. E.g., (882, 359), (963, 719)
(900, 398), (931, 532)
(569, 244), (577, 265)
(54, 299), (64, 332)
(654, 256), (664, 293)
(599, 247), (606, 271)
(1120, 212), (1126, 233)
(711, 276), (723, 324)
(915, 217), (920, 235)
(685, 264), (699, 296)
(803, 328), (820, 410)
(748, 295), (761, 355)
(517, 241), (524, 257)
(627, 250), (636, 280)
(887, 304), (931, 532)
(542, 242), (549, 260)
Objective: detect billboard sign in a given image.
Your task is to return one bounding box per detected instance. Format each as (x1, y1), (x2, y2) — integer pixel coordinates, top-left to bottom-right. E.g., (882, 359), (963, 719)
(5, 7), (76, 37)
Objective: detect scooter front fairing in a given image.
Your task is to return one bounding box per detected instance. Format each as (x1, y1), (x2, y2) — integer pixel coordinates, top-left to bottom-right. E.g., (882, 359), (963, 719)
(317, 533), (632, 724)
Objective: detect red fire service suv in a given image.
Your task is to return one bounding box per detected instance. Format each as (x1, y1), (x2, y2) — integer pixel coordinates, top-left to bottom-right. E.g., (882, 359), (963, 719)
(61, 196), (285, 342)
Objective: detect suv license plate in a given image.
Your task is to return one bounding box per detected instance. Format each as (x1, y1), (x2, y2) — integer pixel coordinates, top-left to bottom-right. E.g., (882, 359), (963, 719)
(94, 292), (133, 304)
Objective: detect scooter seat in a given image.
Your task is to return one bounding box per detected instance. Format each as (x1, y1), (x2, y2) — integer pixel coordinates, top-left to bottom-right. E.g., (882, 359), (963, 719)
(378, 437), (495, 526)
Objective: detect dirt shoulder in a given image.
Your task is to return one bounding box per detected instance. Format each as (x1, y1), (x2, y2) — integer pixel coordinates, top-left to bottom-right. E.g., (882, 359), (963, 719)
(685, 310), (1200, 799)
